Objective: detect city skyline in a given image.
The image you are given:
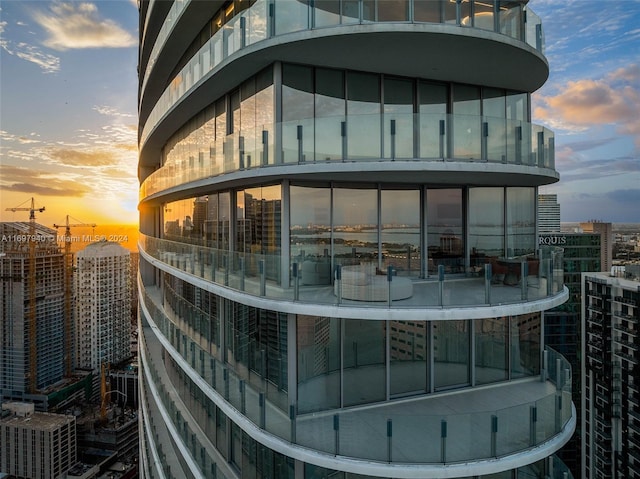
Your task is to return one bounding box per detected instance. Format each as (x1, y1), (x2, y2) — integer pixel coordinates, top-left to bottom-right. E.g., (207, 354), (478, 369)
(1, 0), (639, 224)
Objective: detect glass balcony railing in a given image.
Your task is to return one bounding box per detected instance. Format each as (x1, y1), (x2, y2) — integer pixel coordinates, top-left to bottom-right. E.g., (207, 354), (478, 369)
(140, 113), (555, 199)
(140, 0), (544, 146)
(139, 233), (565, 309)
(141, 284), (574, 466)
(141, 0), (190, 94)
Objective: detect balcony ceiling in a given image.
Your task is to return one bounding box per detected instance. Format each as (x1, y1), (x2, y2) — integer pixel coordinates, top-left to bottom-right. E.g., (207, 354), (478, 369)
(140, 23), (549, 168)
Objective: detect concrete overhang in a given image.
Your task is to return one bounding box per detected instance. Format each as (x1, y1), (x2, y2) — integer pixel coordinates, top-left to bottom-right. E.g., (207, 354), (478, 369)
(139, 23), (548, 171)
(139, 161), (560, 207)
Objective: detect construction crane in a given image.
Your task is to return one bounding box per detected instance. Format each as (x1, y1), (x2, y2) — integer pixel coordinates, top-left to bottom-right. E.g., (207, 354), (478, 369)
(5, 197), (45, 393)
(54, 215), (97, 376)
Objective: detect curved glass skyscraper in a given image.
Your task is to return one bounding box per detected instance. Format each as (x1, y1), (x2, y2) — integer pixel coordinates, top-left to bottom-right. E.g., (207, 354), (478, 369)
(137, 2), (575, 477)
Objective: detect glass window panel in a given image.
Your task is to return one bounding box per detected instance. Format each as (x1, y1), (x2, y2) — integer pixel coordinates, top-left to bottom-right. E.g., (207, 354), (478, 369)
(427, 189), (464, 274)
(241, 78), (257, 168)
(282, 64), (314, 163)
(381, 189), (420, 276)
(275, 0), (309, 35)
(419, 82), (448, 158)
(433, 320), (470, 389)
(378, 0), (409, 21)
(390, 320), (428, 396)
(314, 0), (341, 27)
(342, 0), (361, 23)
(507, 187), (535, 257)
(510, 313), (541, 378)
(474, 0), (495, 31)
(333, 188), (378, 266)
(383, 77), (414, 159)
(255, 69), (275, 166)
(414, 0), (442, 22)
(347, 72), (381, 159)
(459, 0), (472, 26)
(238, 185), (282, 281)
(443, 0), (458, 24)
(290, 186), (332, 285)
(483, 87), (506, 162)
(343, 319), (386, 406)
(475, 317), (508, 385)
(499, 1), (523, 40)
(315, 68), (345, 161)
(452, 84), (481, 160)
(469, 187), (504, 268)
(297, 315), (341, 413)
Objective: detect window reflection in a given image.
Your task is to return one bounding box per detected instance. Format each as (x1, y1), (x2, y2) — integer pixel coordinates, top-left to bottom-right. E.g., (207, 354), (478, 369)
(427, 189), (464, 274)
(434, 320), (470, 389)
(290, 186), (332, 286)
(381, 189), (420, 276)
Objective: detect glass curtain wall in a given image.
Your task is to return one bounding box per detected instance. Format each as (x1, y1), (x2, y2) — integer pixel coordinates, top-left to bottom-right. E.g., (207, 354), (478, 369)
(390, 320), (428, 396)
(346, 71), (381, 159)
(433, 320), (470, 389)
(427, 189), (464, 274)
(332, 188), (378, 267)
(383, 77), (414, 159)
(236, 185), (282, 280)
(419, 82), (448, 158)
(381, 189), (420, 276)
(507, 187), (535, 257)
(290, 186), (332, 286)
(315, 68), (345, 161)
(469, 187), (505, 269)
(452, 84), (481, 159)
(343, 319), (386, 406)
(282, 64), (314, 163)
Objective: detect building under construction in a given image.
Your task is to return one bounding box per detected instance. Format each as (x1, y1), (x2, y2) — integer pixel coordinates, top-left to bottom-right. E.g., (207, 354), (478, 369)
(0, 222), (66, 408)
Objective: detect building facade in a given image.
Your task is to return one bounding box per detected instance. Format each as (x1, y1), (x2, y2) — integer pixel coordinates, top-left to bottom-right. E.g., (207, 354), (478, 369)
(582, 272), (640, 478)
(580, 221), (613, 273)
(75, 241), (131, 371)
(542, 233), (602, 477)
(138, 2), (575, 478)
(538, 194), (561, 234)
(0, 402), (77, 479)
(0, 223), (65, 407)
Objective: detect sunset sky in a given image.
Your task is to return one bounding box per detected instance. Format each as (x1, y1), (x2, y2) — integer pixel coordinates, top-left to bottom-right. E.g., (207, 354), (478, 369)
(1, 0), (639, 225)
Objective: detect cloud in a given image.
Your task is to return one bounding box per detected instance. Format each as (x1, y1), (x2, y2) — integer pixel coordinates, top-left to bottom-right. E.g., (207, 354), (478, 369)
(534, 64), (640, 147)
(33, 2), (136, 51)
(48, 148), (120, 167)
(93, 105), (135, 118)
(0, 21), (60, 72)
(0, 165), (91, 197)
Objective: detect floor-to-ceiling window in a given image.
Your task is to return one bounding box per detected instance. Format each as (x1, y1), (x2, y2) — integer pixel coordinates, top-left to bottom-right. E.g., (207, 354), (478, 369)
(427, 189), (464, 274)
(332, 187), (378, 267)
(343, 319), (386, 406)
(469, 187), (505, 268)
(290, 185), (332, 286)
(433, 320), (470, 389)
(475, 317), (508, 385)
(381, 188), (420, 276)
(346, 71), (381, 159)
(390, 320), (428, 396)
(383, 76), (414, 159)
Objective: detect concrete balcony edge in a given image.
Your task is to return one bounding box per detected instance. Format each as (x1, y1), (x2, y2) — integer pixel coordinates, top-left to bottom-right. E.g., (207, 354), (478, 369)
(139, 295), (576, 478)
(139, 246), (569, 321)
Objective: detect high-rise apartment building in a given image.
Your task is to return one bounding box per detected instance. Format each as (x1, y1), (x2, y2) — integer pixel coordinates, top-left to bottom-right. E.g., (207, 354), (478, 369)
(538, 194), (561, 234)
(137, 2), (575, 478)
(75, 241), (131, 371)
(542, 232), (602, 476)
(580, 221), (613, 272)
(582, 272), (640, 478)
(0, 222), (65, 407)
(0, 402), (77, 478)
